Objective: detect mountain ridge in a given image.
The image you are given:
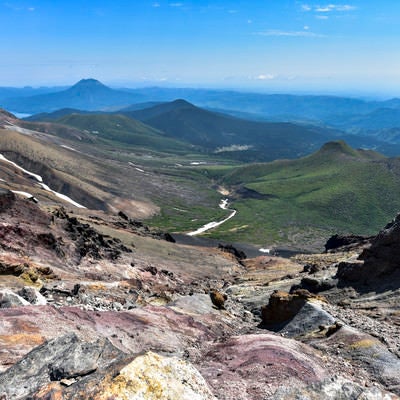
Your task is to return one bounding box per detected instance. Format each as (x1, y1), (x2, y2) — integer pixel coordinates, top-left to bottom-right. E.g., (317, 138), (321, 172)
(0, 79), (145, 113)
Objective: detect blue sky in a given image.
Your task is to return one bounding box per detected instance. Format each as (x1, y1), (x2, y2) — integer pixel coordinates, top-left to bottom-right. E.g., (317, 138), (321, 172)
(1, 0), (400, 95)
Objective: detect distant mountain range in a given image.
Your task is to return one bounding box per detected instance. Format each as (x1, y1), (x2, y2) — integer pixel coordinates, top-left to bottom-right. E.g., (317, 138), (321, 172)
(4, 78), (400, 155)
(0, 79), (144, 113)
(27, 97), (400, 161)
(1, 78), (400, 128)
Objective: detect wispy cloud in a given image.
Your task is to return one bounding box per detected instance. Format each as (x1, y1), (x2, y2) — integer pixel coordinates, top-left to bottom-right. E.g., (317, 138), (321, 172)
(152, 2), (160, 7)
(3, 3), (35, 12)
(169, 2), (183, 7)
(256, 74), (276, 80)
(302, 4), (357, 13)
(315, 4), (357, 12)
(255, 29), (325, 38)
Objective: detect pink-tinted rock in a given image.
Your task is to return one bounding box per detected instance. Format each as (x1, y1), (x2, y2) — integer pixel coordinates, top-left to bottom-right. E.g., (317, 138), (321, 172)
(199, 333), (328, 400)
(0, 303), (236, 372)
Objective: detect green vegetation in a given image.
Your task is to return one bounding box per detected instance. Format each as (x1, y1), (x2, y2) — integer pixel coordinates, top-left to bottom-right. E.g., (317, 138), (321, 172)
(54, 113), (194, 154)
(188, 141), (400, 251)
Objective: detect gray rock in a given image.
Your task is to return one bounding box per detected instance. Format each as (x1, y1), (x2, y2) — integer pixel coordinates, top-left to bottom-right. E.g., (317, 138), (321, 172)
(314, 326), (400, 395)
(279, 301), (336, 338)
(270, 375), (398, 399)
(17, 286), (47, 305)
(0, 332), (126, 399)
(0, 289), (30, 308)
(169, 293), (220, 315)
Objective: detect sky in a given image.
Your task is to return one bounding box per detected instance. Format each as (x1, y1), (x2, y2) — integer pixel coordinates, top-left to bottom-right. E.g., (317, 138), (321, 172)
(1, 0), (400, 95)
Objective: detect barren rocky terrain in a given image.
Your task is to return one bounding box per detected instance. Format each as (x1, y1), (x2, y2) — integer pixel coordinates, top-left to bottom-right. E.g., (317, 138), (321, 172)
(0, 185), (399, 399)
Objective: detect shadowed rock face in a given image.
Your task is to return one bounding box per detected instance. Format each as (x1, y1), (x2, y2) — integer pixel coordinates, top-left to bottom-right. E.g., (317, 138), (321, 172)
(359, 213), (400, 276)
(324, 233), (372, 253)
(261, 289), (324, 329)
(337, 213), (400, 286)
(0, 189), (15, 212)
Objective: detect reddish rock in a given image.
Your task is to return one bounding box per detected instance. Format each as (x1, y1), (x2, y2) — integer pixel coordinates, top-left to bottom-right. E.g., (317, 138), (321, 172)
(199, 334), (328, 399)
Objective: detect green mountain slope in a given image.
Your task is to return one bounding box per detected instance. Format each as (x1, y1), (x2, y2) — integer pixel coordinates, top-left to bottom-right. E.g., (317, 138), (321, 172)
(123, 99), (338, 162)
(188, 141), (400, 251)
(52, 113), (194, 153)
(123, 99), (400, 161)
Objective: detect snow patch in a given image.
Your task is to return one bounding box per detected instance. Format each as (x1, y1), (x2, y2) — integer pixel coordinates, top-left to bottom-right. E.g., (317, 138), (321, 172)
(0, 153), (86, 208)
(38, 182), (86, 208)
(12, 190), (35, 198)
(188, 198), (237, 236)
(190, 161), (207, 166)
(60, 145), (78, 152)
(0, 154), (43, 182)
(259, 248), (271, 254)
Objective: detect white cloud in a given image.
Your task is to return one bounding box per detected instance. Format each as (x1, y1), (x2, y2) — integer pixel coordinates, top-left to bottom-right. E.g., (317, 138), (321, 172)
(304, 25), (310, 30)
(315, 4), (357, 12)
(302, 4), (312, 11)
(3, 3), (36, 12)
(256, 74), (276, 80)
(169, 2), (183, 7)
(316, 15), (329, 19)
(256, 29), (325, 38)
(336, 5), (357, 11)
(152, 2), (160, 7)
(228, 9), (238, 14)
(247, 19), (253, 24)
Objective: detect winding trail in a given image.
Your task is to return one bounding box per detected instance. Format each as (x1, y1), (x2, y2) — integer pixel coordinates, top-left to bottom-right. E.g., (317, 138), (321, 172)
(0, 153), (86, 208)
(187, 198), (236, 236)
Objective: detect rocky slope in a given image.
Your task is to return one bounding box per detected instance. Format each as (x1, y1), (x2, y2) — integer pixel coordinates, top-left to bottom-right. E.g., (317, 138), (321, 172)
(0, 189), (399, 399)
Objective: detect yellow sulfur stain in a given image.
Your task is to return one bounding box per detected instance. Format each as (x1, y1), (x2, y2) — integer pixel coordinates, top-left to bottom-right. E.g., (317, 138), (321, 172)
(96, 351), (214, 400)
(349, 338), (378, 350)
(0, 333), (45, 346)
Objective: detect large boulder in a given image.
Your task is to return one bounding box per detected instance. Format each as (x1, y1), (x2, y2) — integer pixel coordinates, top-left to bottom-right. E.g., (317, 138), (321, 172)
(261, 289), (325, 329)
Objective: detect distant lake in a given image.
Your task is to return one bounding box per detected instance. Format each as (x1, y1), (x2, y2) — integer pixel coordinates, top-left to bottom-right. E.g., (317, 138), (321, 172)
(10, 111), (31, 119)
